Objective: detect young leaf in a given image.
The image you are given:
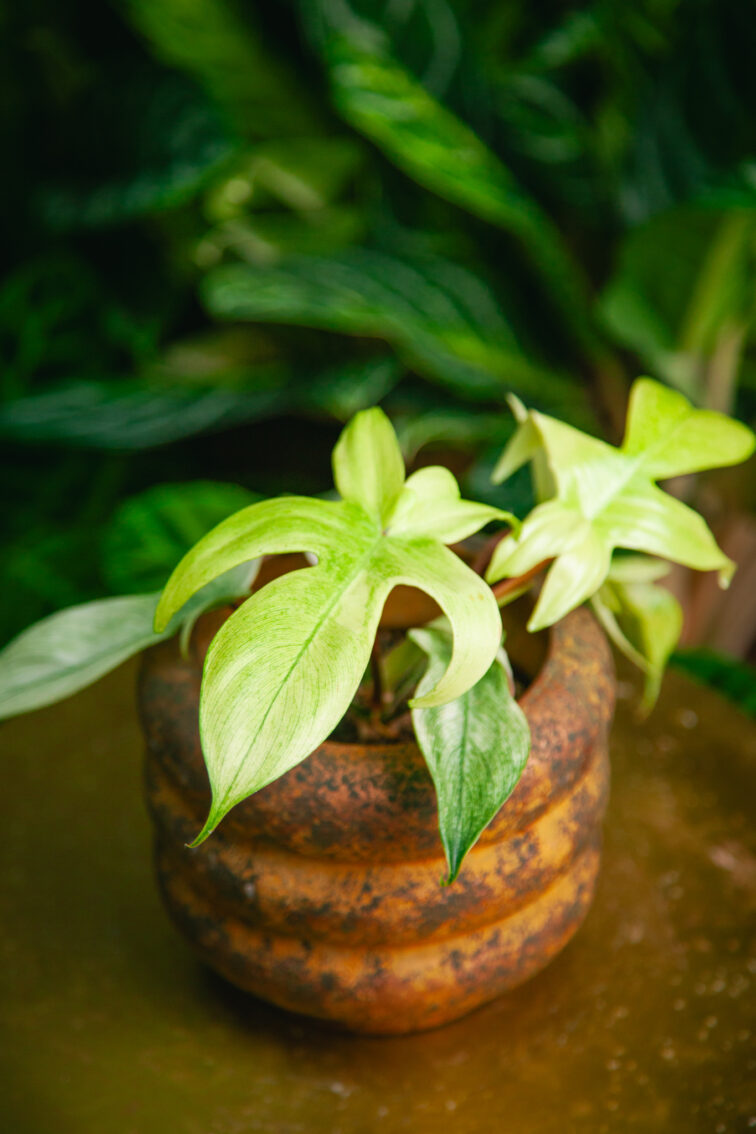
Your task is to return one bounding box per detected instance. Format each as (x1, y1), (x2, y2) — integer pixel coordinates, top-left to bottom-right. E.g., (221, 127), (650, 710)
(386, 465), (516, 544)
(155, 411), (507, 841)
(622, 377), (755, 478)
(332, 406), (404, 524)
(491, 394), (555, 502)
(0, 594), (168, 719)
(378, 538), (505, 710)
(193, 548), (390, 842)
(410, 627), (530, 883)
(487, 377), (755, 630)
(596, 577), (683, 713)
(603, 554), (672, 584)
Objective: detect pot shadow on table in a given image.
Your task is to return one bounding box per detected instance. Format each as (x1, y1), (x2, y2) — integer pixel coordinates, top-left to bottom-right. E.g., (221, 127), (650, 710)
(1, 661), (755, 1134)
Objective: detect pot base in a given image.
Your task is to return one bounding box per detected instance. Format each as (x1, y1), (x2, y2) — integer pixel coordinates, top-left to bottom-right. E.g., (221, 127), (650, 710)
(155, 835), (602, 1035)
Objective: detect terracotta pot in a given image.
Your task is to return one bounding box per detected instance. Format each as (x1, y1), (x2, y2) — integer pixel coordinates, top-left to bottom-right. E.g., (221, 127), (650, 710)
(139, 602), (614, 1035)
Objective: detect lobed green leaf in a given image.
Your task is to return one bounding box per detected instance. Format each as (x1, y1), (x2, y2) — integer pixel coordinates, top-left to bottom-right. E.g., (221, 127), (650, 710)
(488, 377), (754, 630)
(387, 465), (516, 544)
(156, 410), (510, 839)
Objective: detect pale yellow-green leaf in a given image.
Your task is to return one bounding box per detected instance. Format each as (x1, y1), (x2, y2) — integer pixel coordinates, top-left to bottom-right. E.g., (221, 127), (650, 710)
(528, 528), (613, 631)
(331, 405), (405, 524)
(154, 409), (510, 841)
(487, 377), (753, 627)
(387, 465), (516, 544)
(376, 537), (503, 709)
(594, 577), (683, 712)
(606, 555), (671, 584)
(623, 377), (755, 478)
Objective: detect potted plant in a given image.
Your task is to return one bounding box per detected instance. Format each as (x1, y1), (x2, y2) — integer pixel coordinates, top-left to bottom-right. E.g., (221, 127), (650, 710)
(1, 378), (752, 1034)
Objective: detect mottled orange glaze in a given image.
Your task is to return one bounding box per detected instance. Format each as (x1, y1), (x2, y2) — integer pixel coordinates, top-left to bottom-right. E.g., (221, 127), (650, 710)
(139, 605), (614, 1035)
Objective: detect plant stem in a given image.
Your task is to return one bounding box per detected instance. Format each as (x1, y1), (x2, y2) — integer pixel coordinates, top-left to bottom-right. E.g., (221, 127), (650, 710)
(471, 530), (510, 577)
(490, 559), (550, 604)
(370, 637), (384, 712)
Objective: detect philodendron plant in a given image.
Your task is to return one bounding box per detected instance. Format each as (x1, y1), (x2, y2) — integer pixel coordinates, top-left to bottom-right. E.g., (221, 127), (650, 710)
(1, 378), (753, 881)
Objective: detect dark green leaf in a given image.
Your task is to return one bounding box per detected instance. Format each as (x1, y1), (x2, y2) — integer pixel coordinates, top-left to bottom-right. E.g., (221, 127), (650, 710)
(321, 32), (599, 354)
(202, 250), (574, 404)
(101, 480), (260, 593)
(124, 0), (321, 138)
(0, 379), (284, 450)
(298, 356), (402, 420)
(40, 76), (235, 230)
(410, 626), (530, 883)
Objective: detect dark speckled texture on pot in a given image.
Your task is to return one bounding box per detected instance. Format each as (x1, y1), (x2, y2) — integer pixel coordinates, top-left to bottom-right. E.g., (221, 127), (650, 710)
(139, 605), (615, 1035)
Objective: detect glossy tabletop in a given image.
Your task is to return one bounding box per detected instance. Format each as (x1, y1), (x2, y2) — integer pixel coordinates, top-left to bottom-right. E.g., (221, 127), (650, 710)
(1, 661), (754, 1133)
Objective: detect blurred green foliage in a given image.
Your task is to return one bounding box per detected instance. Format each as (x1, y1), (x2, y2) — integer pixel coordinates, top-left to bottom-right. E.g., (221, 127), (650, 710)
(673, 648), (756, 719)
(2, 0), (755, 652)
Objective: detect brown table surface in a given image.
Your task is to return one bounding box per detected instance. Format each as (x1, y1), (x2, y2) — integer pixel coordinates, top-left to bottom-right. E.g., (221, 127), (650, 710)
(1, 659), (755, 1134)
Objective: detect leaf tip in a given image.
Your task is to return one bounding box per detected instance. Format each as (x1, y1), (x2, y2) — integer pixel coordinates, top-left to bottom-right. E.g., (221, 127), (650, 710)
(187, 809), (222, 848)
(409, 688), (445, 710)
(153, 596), (171, 635)
(441, 864), (461, 887)
(441, 839), (467, 886)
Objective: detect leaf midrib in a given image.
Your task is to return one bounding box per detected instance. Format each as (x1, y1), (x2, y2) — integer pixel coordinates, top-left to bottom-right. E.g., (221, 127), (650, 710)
(448, 678), (471, 870)
(215, 535), (382, 808)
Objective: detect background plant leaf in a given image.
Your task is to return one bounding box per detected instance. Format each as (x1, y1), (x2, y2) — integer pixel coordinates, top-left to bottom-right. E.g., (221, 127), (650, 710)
(0, 379), (285, 449)
(123, 0), (320, 139)
(599, 208), (756, 404)
(39, 73), (236, 231)
(101, 479), (260, 593)
(672, 647), (756, 718)
(318, 28), (599, 354)
(202, 249), (575, 405)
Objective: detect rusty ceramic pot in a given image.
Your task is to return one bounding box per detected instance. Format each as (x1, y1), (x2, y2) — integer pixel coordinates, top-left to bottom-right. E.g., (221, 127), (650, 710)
(139, 602), (614, 1035)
